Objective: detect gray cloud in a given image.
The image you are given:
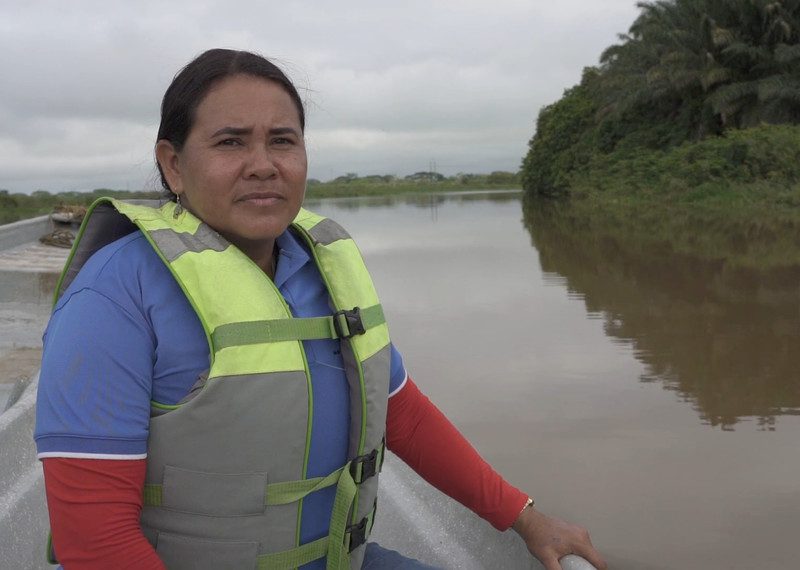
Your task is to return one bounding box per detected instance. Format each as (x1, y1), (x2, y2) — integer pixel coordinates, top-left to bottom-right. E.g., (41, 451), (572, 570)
(0, 0), (640, 192)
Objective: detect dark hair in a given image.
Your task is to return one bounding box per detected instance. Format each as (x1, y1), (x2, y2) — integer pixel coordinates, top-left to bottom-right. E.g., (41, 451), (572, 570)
(156, 48), (305, 194)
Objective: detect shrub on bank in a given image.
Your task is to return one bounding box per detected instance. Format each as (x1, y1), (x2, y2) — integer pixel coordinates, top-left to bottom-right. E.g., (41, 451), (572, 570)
(570, 125), (800, 205)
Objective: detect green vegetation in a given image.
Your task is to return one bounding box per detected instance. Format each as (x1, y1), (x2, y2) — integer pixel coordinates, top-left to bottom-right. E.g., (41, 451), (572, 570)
(566, 123), (800, 208)
(305, 171), (519, 199)
(0, 189), (161, 225)
(0, 171), (520, 224)
(521, 0), (800, 209)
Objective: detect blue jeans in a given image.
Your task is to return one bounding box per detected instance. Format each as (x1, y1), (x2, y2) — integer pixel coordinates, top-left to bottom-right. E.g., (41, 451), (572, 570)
(362, 543), (442, 569)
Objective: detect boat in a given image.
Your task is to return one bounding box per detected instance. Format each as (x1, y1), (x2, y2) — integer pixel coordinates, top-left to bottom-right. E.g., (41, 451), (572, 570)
(0, 214), (597, 570)
(49, 205), (86, 225)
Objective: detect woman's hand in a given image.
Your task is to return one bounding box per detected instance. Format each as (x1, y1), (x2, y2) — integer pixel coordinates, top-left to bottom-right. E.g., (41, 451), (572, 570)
(512, 505), (607, 570)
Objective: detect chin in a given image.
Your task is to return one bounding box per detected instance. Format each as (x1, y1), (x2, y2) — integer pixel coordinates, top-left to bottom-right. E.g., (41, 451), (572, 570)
(244, 223), (289, 242)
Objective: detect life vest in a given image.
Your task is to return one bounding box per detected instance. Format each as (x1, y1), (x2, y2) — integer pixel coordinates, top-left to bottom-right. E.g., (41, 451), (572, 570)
(49, 198), (390, 569)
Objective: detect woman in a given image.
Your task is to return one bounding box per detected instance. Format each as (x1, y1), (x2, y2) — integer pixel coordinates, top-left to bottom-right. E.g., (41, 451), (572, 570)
(35, 49), (606, 570)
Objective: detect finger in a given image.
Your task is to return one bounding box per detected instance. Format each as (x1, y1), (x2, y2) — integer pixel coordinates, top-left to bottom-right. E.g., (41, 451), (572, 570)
(540, 553), (562, 570)
(573, 543), (607, 570)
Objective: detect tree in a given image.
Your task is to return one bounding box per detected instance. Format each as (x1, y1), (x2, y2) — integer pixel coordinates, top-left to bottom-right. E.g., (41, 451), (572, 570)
(599, 0), (800, 131)
(404, 172), (445, 182)
(521, 0), (800, 198)
(521, 82), (598, 197)
(487, 171), (519, 184)
(333, 172), (359, 183)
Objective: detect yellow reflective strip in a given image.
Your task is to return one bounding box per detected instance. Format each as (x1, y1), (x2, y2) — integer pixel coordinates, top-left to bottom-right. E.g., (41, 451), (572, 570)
(292, 208), (325, 228)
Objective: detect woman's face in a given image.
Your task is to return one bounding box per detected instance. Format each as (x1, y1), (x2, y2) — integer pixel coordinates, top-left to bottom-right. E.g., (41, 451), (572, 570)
(158, 74), (307, 252)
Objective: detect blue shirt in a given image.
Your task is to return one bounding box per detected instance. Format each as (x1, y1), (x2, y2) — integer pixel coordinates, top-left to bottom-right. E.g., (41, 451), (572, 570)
(35, 228), (406, 566)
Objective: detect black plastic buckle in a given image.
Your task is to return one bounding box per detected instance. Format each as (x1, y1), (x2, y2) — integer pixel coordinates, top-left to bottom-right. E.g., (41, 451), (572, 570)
(333, 307), (365, 339)
(347, 516), (369, 553)
(350, 448), (379, 484)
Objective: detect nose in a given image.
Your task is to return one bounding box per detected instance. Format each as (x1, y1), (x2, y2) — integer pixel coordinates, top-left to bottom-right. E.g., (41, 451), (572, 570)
(245, 145), (278, 180)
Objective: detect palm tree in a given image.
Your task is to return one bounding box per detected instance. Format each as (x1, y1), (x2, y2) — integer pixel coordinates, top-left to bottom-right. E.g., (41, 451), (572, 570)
(598, 0), (800, 133)
(707, 0), (800, 125)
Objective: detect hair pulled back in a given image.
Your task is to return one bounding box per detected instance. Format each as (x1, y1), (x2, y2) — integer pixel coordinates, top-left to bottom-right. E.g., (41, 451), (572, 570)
(156, 48), (305, 194)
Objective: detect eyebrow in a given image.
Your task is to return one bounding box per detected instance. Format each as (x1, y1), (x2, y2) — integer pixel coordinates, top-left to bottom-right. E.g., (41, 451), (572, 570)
(210, 126), (300, 138)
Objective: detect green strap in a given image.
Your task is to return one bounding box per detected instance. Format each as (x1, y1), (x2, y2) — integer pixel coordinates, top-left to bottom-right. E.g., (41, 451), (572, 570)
(256, 536), (329, 569)
(266, 466), (344, 505)
(143, 444), (385, 507)
(142, 484), (162, 506)
(326, 462), (358, 570)
(140, 470), (356, 569)
(252, 493), (379, 570)
(46, 532), (58, 565)
(142, 453), (379, 569)
(211, 304), (385, 351)
(142, 467), (344, 508)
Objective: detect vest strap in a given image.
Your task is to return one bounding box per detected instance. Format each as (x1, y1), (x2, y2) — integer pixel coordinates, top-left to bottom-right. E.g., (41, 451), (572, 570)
(256, 536), (329, 569)
(143, 443), (385, 508)
(256, 459), (364, 569)
(46, 532), (57, 565)
(325, 462), (357, 569)
(142, 467), (343, 508)
(210, 304), (385, 351)
(140, 460), (366, 569)
(248, 471), (378, 569)
(265, 467), (344, 506)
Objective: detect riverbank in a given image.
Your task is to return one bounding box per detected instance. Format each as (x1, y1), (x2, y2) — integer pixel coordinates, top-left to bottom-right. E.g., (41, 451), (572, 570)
(522, 124), (800, 269)
(305, 180), (519, 199)
(524, 189), (800, 272)
(527, 193), (800, 273)
(564, 125), (800, 209)
(1, 180), (520, 224)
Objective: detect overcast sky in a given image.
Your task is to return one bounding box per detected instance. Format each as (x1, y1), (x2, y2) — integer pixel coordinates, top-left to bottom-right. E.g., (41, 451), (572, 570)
(0, 0), (641, 193)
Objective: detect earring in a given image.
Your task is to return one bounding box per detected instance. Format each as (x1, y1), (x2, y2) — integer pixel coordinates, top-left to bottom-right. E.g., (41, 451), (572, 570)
(173, 194), (183, 219)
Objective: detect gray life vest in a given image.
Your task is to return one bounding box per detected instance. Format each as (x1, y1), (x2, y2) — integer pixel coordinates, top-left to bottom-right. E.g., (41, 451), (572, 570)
(50, 199), (392, 569)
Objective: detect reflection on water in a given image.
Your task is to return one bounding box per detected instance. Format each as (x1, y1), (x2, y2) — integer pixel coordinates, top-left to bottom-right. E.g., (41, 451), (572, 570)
(523, 199), (800, 430)
(305, 189), (520, 214)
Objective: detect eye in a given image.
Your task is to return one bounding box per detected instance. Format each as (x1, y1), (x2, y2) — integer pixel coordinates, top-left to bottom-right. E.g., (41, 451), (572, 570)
(217, 138), (243, 147)
(271, 136), (293, 146)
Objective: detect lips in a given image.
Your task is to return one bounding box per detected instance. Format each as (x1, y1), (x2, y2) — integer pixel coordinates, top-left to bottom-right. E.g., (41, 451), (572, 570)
(236, 191), (284, 206)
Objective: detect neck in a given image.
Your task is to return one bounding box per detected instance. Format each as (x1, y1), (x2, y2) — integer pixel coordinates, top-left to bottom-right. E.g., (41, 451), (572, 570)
(226, 236), (277, 279)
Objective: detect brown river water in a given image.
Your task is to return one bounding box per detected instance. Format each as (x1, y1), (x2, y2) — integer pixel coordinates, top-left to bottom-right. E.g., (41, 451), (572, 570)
(3, 191), (799, 568)
(308, 191), (800, 570)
